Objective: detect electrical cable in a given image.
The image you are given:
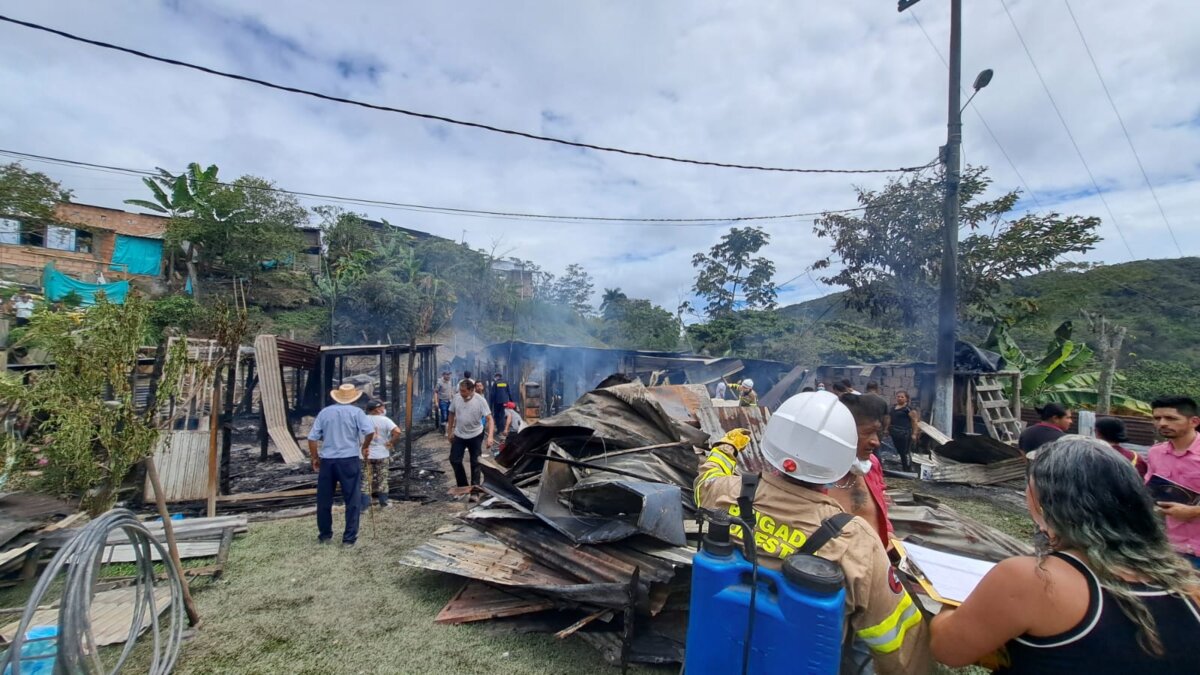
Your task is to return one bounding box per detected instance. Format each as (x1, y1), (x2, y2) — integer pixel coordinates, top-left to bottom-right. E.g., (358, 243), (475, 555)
(997, 0), (1135, 259)
(0, 13), (936, 176)
(0, 147), (938, 227)
(1, 508), (184, 675)
(1061, 0), (1184, 256)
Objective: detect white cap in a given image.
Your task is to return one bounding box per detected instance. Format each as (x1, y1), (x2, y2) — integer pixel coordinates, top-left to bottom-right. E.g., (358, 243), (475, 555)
(760, 391), (857, 484)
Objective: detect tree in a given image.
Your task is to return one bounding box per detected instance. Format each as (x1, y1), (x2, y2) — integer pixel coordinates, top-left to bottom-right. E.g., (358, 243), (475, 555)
(0, 295), (186, 514)
(691, 227), (777, 318)
(600, 288), (628, 320)
(0, 162), (72, 222)
(597, 297), (679, 351)
(125, 163), (222, 296)
(548, 263), (595, 315)
(1082, 310), (1127, 415)
(314, 207), (379, 341)
(813, 166), (1101, 327)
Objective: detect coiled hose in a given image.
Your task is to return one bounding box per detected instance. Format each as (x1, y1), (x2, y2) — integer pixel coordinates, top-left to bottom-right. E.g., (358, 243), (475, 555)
(2, 508), (184, 674)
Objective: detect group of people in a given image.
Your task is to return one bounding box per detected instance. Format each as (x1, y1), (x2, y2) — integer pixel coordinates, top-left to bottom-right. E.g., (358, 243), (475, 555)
(697, 390), (1200, 673)
(434, 370), (525, 492)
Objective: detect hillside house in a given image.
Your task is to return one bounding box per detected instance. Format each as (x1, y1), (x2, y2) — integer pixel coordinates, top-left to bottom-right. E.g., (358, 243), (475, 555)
(0, 203), (168, 288)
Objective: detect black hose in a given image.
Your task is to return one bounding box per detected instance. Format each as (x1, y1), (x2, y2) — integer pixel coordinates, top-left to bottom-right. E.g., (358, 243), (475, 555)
(1, 508), (185, 674)
(729, 515), (759, 675)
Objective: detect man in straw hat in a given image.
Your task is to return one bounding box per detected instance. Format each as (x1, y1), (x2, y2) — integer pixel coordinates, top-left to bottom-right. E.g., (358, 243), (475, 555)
(307, 383), (375, 546)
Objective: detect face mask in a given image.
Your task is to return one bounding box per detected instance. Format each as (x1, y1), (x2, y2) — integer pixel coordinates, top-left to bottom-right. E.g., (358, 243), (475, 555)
(849, 458), (873, 476)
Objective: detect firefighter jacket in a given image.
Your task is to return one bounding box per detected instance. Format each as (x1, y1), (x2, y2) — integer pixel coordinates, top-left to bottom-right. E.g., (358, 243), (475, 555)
(695, 445), (932, 675)
(727, 383), (758, 407)
(489, 379), (514, 410)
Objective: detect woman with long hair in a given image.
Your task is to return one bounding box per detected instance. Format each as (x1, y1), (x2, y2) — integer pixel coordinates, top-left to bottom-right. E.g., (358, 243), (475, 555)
(930, 436), (1200, 673)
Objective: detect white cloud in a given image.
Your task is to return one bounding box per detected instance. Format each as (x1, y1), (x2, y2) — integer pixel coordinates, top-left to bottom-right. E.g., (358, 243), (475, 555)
(0, 0), (1196, 317)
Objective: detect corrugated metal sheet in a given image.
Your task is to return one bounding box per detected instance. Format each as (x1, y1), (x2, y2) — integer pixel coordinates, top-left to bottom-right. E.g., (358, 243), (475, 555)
(254, 334), (307, 463)
(143, 431), (210, 502)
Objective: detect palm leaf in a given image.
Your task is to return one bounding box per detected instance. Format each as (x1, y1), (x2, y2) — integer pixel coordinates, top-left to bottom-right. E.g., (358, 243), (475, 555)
(123, 199), (167, 214)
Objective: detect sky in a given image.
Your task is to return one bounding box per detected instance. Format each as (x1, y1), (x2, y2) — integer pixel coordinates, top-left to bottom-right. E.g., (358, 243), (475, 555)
(0, 0), (1197, 314)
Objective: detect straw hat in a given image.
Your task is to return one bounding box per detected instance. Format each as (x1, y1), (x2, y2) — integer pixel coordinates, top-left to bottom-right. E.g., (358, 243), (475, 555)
(330, 383), (362, 405)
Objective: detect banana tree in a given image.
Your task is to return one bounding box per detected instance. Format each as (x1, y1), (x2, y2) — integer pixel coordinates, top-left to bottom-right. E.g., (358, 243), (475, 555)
(124, 163), (222, 297)
(987, 320), (1095, 406)
(1038, 372), (1152, 416)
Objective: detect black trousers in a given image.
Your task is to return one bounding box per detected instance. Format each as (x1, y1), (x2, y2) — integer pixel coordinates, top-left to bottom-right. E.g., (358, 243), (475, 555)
(449, 432), (484, 487)
(890, 429), (913, 470)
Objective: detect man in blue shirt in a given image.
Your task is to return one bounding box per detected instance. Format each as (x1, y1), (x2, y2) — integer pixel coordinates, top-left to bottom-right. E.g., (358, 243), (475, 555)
(307, 384), (375, 546)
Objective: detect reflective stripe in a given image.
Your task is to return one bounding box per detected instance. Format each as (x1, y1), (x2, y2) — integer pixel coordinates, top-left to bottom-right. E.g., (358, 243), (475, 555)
(708, 449), (735, 475)
(857, 592), (922, 654)
(694, 468), (726, 506)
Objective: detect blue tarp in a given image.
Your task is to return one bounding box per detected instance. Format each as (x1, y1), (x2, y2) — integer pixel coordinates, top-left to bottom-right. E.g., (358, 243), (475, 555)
(42, 264), (129, 305)
(109, 235), (163, 276)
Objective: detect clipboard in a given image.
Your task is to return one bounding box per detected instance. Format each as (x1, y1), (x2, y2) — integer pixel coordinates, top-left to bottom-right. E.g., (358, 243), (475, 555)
(893, 539), (996, 607)
(1147, 474), (1200, 506)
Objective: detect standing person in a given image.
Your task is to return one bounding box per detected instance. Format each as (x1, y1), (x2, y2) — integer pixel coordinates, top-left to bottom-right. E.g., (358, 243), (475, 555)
(889, 391), (921, 472)
(10, 291), (34, 327)
(446, 378), (493, 490)
(1095, 417), (1147, 479)
(694, 392), (932, 674)
(433, 371), (454, 431)
(1018, 403), (1073, 455)
(1145, 396), (1200, 570)
(360, 399), (400, 508)
(930, 436), (1200, 673)
(307, 384), (375, 546)
(714, 380), (727, 401)
(728, 378), (757, 407)
(828, 393), (895, 551)
(489, 372), (514, 428)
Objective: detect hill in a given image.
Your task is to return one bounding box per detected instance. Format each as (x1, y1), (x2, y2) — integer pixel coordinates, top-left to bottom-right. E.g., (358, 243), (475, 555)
(779, 257), (1200, 365)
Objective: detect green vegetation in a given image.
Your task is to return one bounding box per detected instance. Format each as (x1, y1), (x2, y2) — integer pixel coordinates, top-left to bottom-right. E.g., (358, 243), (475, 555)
(0, 296), (187, 513)
(812, 165), (1100, 328)
(0, 162), (72, 222)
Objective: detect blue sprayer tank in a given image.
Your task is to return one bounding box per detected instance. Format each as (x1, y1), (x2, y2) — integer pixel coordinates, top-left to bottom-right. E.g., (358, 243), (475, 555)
(684, 518), (846, 674)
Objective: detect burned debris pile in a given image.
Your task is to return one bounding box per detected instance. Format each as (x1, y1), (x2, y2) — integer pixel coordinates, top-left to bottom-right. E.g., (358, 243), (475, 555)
(401, 381), (737, 666)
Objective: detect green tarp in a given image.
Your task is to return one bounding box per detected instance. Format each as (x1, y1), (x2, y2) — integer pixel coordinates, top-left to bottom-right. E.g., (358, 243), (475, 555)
(109, 234), (163, 276)
(42, 264), (129, 305)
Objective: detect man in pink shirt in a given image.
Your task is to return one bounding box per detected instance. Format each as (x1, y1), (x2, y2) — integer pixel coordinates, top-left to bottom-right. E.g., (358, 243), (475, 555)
(1145, 395), (1200, 569)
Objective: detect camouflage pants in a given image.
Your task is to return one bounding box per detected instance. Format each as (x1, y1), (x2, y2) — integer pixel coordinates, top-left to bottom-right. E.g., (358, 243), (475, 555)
(361, 458), (389, 498)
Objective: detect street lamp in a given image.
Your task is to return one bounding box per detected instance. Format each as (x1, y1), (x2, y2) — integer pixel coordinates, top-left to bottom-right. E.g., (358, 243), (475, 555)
(962, 69), (994, 112)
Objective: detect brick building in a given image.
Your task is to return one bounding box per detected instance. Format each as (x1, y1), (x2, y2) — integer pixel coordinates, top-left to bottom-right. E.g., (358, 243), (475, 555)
(0, 203), (168, 288)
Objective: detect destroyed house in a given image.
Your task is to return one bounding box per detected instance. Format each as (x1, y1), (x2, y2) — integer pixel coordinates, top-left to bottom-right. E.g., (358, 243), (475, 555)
(0, 203), (167, 287)
(478, 340), (790, 418)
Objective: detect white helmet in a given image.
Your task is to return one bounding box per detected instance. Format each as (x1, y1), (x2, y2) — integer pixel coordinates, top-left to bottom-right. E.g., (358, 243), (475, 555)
(760, 391), (857, 483)
(741, 378), (755, 390)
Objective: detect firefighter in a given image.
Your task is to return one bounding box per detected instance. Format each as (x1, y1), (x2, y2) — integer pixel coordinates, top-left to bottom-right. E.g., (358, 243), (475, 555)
(694, 391), (931, 675)
(728, 378), (758, 407)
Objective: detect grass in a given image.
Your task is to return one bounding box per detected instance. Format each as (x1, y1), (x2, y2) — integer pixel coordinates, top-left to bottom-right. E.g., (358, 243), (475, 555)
(2, 475), (1030, 674)
(113, 501), (660, 675)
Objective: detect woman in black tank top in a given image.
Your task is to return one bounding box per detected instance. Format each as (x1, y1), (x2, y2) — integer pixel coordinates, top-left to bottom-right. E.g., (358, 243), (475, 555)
(928, 436), (1200, 673)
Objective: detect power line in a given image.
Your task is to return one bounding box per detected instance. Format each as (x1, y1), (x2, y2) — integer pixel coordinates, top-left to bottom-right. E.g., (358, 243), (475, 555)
(997, 0), (1135, 258)
(0, 147), (922, 227)
(0, 14), (937, 176)
(1062, 0), (1184, 256)
(908, 10), (1044, 209)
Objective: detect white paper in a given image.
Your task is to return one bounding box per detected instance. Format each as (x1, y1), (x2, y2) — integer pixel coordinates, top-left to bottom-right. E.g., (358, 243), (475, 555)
(903, 541), (997, 604)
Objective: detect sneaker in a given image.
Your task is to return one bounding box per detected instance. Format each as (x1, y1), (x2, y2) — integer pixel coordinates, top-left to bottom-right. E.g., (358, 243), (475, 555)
(341, 541), (356, 548)
(318, 538), (332, 545)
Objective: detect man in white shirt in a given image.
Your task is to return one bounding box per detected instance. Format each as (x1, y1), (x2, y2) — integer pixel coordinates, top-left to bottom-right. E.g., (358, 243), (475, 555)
(12, 291), (34, 326)
(445, 378), (494, 489)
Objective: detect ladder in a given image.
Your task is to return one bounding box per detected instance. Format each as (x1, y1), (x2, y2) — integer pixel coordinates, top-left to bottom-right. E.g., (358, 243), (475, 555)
(973, 375), (1022, 445)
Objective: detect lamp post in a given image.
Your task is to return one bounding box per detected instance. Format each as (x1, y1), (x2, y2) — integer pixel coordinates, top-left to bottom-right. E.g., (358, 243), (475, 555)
(899, 0), (992, 436)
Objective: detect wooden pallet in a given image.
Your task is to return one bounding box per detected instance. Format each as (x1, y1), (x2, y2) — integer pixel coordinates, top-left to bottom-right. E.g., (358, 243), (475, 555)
(973, 375), (1022, 445)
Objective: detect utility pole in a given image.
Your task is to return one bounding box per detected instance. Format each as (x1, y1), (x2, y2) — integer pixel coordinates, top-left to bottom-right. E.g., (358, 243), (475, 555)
(934, 0), (963, 436)
(900, 0), (961, 435)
